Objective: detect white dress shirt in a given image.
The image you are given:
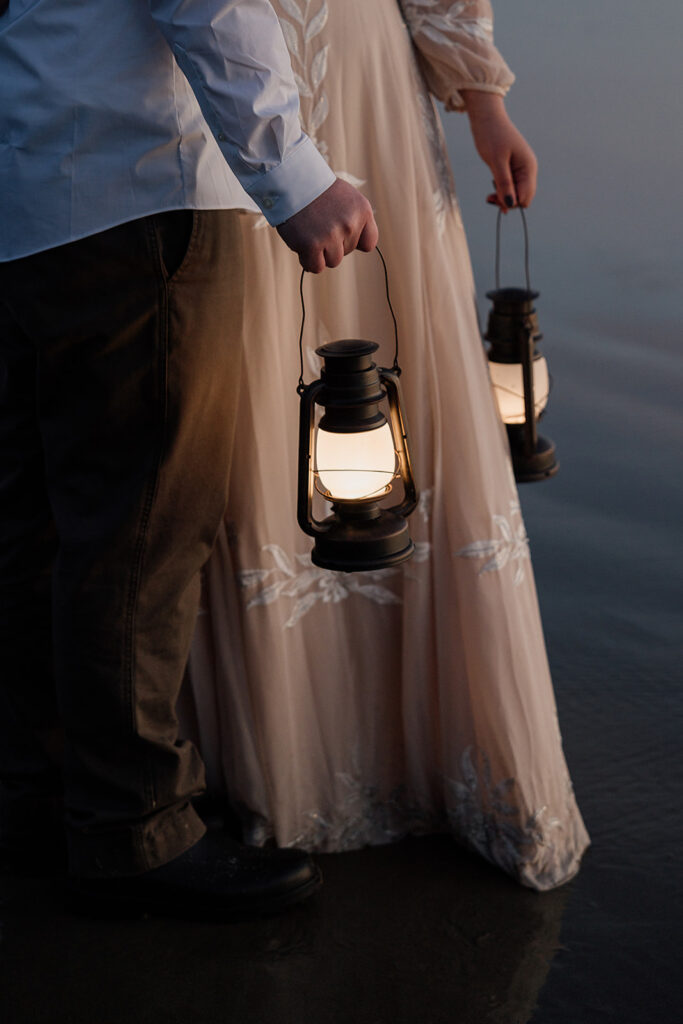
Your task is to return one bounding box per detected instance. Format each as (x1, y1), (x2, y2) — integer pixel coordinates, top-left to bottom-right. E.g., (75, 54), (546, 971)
(0, 0), (336, 261)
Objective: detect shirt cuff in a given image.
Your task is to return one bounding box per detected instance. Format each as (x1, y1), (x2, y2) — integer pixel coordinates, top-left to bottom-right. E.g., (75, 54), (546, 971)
(239, 136), (337, 226)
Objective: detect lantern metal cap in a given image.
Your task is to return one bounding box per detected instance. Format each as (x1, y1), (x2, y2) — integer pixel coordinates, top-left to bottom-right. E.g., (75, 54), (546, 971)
(316, 338), (378, 362)
(316, 338), (387, 432)
(486, 287), (539, 315)
(485, 288), (543, 356)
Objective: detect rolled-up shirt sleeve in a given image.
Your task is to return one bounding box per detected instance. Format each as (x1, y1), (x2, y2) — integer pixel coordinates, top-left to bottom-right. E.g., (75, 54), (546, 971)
(401, 0), (515, 112)
(148, 0), (335, 223)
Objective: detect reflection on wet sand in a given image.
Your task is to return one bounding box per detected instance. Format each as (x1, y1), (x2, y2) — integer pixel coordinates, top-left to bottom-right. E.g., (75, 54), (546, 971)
(0, 836), (567, 1024)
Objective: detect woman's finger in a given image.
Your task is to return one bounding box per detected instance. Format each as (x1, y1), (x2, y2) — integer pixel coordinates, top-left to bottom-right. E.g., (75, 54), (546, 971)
(511, 148), (538, 207)
(512, 165), (537, 208)
(491, 159), (517, 211)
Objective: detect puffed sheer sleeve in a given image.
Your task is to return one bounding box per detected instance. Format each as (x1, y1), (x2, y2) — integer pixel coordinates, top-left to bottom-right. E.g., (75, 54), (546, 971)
(400, 0), (515, 111)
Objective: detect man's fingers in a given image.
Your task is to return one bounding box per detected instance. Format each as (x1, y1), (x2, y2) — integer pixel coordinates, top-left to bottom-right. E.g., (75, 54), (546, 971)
(357, 216), (379, 253)
(343, 212), (378, 255)
(342, 225), (361, 256)
(324, 241), (345, 269)
(299, 246), (325, 274)
(277, 179), (379, 271)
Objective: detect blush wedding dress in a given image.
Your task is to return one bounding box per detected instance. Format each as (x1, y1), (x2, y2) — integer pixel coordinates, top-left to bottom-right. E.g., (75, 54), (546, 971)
(182, 0), (590, 891)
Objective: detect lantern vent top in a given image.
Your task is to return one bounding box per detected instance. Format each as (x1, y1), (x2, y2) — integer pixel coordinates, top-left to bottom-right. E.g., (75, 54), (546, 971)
(316, 339), (379, 367)
(486, 287), (539, 315)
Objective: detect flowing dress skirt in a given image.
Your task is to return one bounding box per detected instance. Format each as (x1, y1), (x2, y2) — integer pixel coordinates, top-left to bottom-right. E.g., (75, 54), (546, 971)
(183, 0), (590, 890)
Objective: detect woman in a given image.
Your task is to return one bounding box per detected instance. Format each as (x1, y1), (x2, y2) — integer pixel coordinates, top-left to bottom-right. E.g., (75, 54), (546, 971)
(184, 0), (590, 891)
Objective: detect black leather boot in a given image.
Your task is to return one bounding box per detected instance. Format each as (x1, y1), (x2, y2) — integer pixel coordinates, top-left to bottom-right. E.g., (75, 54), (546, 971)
(66, 830), (322, 919)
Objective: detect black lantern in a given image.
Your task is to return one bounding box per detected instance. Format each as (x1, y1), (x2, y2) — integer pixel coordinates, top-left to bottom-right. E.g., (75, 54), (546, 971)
(484, 210), (558, 482)
(296, 254), (418, 572)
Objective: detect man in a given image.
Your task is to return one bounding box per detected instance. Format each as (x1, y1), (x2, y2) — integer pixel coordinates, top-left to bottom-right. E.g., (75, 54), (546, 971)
(0, 0), (377, 917)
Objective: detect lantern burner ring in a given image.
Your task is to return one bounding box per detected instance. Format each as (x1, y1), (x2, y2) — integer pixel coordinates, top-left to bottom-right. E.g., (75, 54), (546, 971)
(313, 474), (394, 503)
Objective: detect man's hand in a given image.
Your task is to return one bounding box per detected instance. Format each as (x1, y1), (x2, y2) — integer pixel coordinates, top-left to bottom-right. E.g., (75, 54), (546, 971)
(276, 178), (378, 273)
(461, 91), (538, 211)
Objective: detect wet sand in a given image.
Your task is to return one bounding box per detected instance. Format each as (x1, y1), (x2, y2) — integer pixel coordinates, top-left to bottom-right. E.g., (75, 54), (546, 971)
(2, 1), (682, 1021)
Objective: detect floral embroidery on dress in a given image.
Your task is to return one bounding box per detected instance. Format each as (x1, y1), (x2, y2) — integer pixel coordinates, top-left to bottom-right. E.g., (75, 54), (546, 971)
(245, 743), (579, 889)
(417, 486), (433, 524)
(238, 541), (431, 628)
(414, 89), (461, 237)
(454, 498), (530, 586)
(279, 0), (365, 182)
(252, 0), (364, 230)
(444, 747), (564, 886)
(396, 5), (462, 237)
(287, 758), (433, 852)
(278, 0), (332, 159)
(238, 475), (434, 628)
(402, 0), (493, 44)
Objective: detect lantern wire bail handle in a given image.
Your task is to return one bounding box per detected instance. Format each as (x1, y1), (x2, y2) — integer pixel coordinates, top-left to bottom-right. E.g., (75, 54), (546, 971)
(495, 207), (532, 292)
(492, 205), (555, 421)
(297, 245), (400, 395)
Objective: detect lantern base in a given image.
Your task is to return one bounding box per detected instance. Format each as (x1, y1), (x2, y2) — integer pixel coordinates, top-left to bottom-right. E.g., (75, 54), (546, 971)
(311, 508), (414, 572)
(507, 428), (559, 483)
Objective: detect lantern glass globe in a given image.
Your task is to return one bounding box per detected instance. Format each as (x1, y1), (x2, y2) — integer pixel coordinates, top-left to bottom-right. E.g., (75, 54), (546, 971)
(489, 356), (549, 425)
(316, 421), (396, 500)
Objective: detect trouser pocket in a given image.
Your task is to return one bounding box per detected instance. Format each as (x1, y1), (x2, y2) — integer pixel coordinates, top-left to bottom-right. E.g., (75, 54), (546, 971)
(152, 209), (195, 282)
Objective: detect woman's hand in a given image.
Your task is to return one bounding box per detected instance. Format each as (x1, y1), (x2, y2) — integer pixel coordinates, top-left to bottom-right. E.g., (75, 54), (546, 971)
(461, 91), (538, 211)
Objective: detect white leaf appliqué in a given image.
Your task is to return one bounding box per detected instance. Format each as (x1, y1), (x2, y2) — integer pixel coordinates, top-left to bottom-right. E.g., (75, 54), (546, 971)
(309, 93), (329, 134)
(293, 71), (313, 98)
(262, 543), (295, 577)
(238, 568), (272, 588)
(279, 18), (300, 62)
(305, 1), (328, 42)
(285, 591), (323, 628)
(455, 500), (530, 586)
(275, 0), (364, 189)
(279, 0), (305, 25)
(310, 45), (328, 90)
(239, 535), (430, 628)
(412, 542), (432, 563)
(346, 581), (402, 606)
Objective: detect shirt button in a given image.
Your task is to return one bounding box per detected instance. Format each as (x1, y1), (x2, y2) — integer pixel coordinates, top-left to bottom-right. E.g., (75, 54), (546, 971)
(216, 131), (227, 142)
(262, 197), (275, 210)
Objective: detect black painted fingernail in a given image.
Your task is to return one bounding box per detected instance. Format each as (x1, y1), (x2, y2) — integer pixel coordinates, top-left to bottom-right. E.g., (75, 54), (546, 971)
(505, 195), (514, 208)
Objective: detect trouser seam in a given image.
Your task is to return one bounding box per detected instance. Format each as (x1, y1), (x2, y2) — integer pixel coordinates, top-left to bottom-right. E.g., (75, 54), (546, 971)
(123, 219), (171, 866)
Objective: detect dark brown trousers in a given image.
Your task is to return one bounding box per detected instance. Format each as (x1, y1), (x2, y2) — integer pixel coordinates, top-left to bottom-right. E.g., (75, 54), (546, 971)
(0, 211), (244, 876)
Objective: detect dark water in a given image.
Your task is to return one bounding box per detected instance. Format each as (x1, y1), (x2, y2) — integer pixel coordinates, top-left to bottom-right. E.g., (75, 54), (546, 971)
(1, 2), (681, 1021)
(444, 1), (683, 1018)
